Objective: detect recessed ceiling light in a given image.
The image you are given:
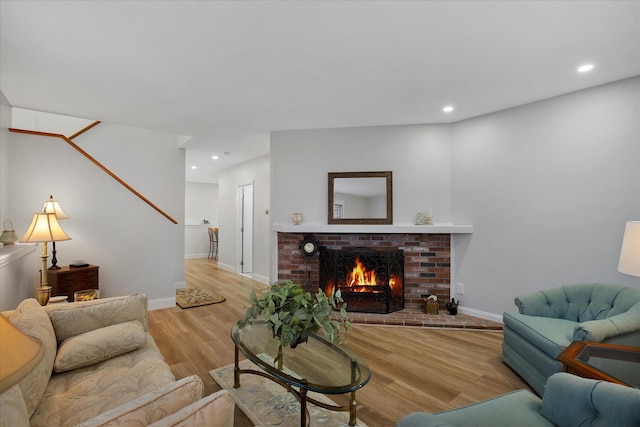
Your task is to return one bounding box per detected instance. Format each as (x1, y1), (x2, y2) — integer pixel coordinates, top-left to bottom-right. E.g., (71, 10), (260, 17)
(578, 64), (594, 73)
(212, 155), (219, 160)
(443, 106), (454, 113)
(191, 165), (197, 170)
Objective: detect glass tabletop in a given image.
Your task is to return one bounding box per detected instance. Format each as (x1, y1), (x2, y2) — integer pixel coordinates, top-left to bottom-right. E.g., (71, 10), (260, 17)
(231, 321), (371, 394)
(574, 343), (640, 387)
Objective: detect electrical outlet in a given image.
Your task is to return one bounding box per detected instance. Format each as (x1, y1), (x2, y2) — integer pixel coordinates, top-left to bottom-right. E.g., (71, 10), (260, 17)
(456, 283), (465, 295)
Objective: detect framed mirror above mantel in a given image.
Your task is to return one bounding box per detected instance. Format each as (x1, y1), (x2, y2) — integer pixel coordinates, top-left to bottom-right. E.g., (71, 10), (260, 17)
(328, 171), (393, 225)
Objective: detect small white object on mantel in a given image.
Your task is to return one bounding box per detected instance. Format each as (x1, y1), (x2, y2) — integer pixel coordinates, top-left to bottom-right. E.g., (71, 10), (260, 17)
(272, 223), (473, 234)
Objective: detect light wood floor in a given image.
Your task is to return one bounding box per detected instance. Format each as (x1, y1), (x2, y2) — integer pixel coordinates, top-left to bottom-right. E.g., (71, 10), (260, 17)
(148, 259), (530, 427)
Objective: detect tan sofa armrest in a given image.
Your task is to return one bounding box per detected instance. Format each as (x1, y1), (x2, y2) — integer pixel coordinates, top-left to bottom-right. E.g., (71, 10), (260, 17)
(75, 375), (204, 427)
(148, 389), (235, 427)
(45, 293), (148, 344)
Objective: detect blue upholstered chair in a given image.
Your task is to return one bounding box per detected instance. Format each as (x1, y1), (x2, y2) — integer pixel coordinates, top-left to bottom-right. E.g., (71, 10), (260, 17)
(501, 283), (640, 396)
(397, 372), (640, 427)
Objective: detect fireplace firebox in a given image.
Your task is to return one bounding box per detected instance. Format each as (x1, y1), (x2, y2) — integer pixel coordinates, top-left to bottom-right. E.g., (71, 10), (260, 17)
(319, 248), (404, 314)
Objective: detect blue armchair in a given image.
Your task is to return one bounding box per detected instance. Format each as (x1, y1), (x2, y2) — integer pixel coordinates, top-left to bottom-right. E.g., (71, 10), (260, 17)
(397, 372), (640, 427)
(501, 283), (640, 395)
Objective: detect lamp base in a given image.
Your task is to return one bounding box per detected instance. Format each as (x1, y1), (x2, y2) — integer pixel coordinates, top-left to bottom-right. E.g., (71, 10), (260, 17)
(36, 286), (52, 306)
(49, 242), (60, 270)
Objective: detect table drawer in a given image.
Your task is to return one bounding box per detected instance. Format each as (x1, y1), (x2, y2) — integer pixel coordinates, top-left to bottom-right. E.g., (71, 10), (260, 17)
(48, 265), (99, 301)
(53, 268), (98, 285)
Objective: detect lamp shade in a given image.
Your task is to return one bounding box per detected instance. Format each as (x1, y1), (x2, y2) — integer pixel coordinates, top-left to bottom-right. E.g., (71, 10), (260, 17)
(618, 221), (640, 277)
(19, 212), (71, 243)
(42, 195), (69, 219)
(0, 315), (43, 393)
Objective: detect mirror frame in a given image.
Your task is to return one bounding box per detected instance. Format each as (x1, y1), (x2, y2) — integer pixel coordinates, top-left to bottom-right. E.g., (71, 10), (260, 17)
(328, 171), (393, 225)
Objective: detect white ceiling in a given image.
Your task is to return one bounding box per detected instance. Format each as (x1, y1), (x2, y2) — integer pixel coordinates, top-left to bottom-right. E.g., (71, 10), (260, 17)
(1, 1), (639, 183)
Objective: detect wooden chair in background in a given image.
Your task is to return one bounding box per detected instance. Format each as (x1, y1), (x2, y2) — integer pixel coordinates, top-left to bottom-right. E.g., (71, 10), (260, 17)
(207, 227), (218, 260)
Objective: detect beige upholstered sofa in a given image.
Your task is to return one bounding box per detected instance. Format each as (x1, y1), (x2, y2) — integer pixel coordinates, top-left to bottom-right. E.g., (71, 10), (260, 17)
(0, 293), (234, 427)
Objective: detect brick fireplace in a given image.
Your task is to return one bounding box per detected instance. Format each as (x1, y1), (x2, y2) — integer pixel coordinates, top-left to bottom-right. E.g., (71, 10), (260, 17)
(276, 232), (452, 311)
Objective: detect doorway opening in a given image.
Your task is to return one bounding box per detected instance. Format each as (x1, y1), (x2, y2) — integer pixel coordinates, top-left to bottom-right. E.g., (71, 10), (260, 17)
(237, 183), (254, 277)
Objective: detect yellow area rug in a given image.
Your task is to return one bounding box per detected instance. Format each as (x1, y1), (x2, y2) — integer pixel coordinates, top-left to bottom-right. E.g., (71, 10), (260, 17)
(210, 360), (369, 427)
(175, 287), (226, 309)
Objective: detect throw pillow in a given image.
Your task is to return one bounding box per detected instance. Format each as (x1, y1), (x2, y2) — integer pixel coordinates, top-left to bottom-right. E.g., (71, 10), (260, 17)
(54, 321), (147, 373)
(10, 299), (57, 417)
(147, 389), (235, 427)
(46, 293), (148, 344)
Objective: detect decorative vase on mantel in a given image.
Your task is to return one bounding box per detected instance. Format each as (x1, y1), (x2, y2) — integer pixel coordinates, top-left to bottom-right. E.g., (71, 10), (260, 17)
(0, 220), (18, 245)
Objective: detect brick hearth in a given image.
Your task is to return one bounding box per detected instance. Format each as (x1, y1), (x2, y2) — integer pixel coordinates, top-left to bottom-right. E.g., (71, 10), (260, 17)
(276, 232), (452, 312)
(342, 309), (502, 329)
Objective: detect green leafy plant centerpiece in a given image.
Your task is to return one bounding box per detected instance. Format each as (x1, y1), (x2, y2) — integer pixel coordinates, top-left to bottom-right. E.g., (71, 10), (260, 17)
(238, 280), (351, 349)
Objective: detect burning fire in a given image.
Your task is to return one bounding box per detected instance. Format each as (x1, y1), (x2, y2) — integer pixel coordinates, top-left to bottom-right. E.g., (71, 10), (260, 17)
(343, 257), (402, 294)
(347, 257), (377, 289)
(323, 281), (335, 297)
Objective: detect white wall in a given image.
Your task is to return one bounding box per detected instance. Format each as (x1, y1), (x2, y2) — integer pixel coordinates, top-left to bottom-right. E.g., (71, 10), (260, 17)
(218, 154), (270, 284)
(6, 77), (636, 316)
(185, 182), (218, 258)
(0, 92), (39, 311)
(270, 124), (453, 226)
(451, 76), (640, 317)
(3, 118), (185, 309)
(268, 77), (639, 318)
(185, 182), (218, 226)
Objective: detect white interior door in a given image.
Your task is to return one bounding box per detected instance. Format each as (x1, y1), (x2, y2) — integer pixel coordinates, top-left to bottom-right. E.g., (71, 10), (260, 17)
(237, 184), (253, 275)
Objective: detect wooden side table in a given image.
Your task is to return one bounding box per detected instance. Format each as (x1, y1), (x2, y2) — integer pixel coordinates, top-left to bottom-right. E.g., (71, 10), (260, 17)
(557, 341), (640, 387)
(47, 265), (99, 302)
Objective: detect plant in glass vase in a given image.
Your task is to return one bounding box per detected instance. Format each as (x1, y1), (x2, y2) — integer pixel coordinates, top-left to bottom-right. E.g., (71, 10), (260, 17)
(238, 280), (351, 349)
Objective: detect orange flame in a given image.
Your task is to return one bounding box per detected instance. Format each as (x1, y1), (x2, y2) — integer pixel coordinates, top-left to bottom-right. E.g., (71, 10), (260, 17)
(389, 277), (403, 295)
(324, 281), (335, 297)
(347, 257), (377, 287)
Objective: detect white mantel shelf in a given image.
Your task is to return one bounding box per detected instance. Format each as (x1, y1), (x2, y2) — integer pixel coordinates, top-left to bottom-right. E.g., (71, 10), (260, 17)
(0, 243), (37, 269)
(272, 223), (473, 234)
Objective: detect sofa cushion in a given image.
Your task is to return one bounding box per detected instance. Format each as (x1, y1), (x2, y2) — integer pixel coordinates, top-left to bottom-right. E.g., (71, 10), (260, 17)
(10, 299), (57, 417)
(147, 389), (235, 427)
(75, 375), (204, 427)
(29, 335), (175, 427)
(46, 293), (148, 344)
(54, 321), (147, 373)
(503, 312), (574, 358)
(0, 384), (30, 427)
(541, 373), (640, 427)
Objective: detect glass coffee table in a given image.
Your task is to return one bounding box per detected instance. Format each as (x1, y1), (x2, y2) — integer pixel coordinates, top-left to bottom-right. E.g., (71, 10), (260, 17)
(557, 341), (640, 387)
(231, 321), (371, 427)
